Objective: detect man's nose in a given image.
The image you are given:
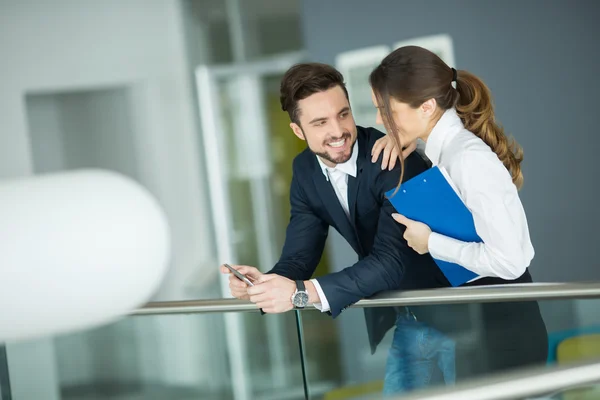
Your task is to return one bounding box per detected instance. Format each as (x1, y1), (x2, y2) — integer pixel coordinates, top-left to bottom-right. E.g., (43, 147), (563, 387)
(330, 119), (345, 137)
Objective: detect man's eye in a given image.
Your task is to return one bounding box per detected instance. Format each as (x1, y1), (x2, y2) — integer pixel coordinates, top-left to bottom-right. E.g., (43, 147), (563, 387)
(316, 121), (326, 126)
(340, 112), (348, 119)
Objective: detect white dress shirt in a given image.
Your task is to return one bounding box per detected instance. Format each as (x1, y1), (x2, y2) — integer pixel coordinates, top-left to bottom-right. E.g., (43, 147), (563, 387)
(425, 108), (534, 280)
(310, 142), (359, 312)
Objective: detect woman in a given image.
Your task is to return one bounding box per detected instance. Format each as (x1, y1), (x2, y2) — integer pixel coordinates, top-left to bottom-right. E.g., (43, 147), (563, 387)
(369, 46), (548, 379)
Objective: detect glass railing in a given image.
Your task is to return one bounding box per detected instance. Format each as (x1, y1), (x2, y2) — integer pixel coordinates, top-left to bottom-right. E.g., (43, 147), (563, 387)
(1, 344), (10, 400)
(2, 282), (600, 400)
(390, 358), (600, 400)
(301, 297), (600, 399)
(330, 360), (600, 399)
(4, 312), (307, 400)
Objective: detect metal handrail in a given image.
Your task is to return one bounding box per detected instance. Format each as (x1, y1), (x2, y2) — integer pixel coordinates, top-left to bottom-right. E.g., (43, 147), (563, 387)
(133, 282), (600, 316)
(393, 358), (600, 400)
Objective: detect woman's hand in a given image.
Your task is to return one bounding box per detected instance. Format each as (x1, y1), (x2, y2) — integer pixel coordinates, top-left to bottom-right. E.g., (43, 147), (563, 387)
(371, 136), (417, 170)
(392, 213), (431, 254)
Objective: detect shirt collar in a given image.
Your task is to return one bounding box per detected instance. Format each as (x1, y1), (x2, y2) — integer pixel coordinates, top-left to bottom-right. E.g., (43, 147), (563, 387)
(316, 139), (358, 181)
(424, 108), (464, 166)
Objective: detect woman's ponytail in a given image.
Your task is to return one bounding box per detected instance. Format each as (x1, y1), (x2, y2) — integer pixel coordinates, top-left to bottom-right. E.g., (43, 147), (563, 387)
(455, 70), (524, 189)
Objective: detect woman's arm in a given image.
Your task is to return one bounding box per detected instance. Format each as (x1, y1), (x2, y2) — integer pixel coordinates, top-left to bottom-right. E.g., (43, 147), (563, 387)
(428, 153), (534, 280)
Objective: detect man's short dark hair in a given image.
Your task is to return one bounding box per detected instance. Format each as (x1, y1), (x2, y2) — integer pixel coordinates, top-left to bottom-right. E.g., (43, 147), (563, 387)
(280, 63), (349, 125)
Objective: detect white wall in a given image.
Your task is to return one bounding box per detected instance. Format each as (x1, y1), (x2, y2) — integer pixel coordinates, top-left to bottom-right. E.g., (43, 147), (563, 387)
(1, 0), (222, 396)
(26, 96), (67, 172)
(0, 0), (214, 298)
(28, 88), (140, 177)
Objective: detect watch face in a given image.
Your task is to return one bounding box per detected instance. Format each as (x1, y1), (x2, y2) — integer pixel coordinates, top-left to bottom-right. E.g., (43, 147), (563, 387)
(293, 291), (309, 307)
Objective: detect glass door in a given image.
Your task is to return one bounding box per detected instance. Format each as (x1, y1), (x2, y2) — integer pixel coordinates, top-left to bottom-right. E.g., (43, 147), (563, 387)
(195, 51), (309, 400)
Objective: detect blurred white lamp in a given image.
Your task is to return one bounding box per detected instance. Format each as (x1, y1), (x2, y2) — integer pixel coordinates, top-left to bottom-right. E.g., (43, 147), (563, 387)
(0, 170), (171, 342)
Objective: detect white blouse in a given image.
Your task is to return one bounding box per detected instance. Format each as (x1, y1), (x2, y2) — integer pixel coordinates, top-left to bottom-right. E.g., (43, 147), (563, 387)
(425, 108), (534, 280)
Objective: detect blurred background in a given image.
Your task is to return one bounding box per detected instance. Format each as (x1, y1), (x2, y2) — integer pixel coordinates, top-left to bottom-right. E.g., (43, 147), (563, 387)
(1, 0), (599, 399)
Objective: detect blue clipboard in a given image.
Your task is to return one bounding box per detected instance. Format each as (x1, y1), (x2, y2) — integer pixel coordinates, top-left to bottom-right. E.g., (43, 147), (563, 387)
(386, 166), (480, 286)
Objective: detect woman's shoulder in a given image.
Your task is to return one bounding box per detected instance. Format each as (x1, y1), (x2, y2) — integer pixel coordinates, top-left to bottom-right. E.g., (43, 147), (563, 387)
(445, 128), (516, 195)
(444, 128), (513, 180)
(442, 128), (494, 166)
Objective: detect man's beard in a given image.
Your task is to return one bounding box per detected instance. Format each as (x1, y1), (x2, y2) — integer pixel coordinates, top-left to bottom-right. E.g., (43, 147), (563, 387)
(306, 131), (356, 165)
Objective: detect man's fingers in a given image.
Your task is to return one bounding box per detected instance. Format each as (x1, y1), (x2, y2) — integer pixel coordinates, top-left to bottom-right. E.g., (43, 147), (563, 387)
(229, 283), (249, 299)
(231, 285), (247, 293)
(235, 265), (254, 274)
(234, 266), (263, 282)
(249, 292), (270, 304)
(260, 305), (292, 314)
(232, 291), (249, 300)
(259, 305), (286, 314)
(221, 264), (258, 277)
(256, 299), (275, 309)
(229, 275), (247, 288)
(255, 299), (276, 309)
(256, 273), (277, 284)
(247, 282), (270, 296)
(220, 265), (232, 274)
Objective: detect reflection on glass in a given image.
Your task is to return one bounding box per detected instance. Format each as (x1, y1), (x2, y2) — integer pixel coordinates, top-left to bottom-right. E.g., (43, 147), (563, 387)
(548, 384), (600, 400)
(302, 298), (600, 399)
(7, 312), (303, 400)
(0, 344), (10, 399)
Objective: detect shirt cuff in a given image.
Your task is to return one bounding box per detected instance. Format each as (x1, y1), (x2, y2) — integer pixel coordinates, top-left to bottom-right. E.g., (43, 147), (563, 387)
(310, 279), (330, 312)
(428, 231), (460, 263)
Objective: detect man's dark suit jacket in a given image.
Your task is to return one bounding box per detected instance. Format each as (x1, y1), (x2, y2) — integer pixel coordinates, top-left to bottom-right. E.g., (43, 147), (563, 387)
(269, 126), (450, 352)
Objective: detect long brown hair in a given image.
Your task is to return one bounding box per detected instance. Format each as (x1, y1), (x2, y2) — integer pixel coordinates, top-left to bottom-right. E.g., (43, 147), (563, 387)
(369, 46), (524, 190)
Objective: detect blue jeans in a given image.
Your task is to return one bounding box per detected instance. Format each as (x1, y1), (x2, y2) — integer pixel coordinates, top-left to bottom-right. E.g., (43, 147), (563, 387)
(383, 309), (456, 395)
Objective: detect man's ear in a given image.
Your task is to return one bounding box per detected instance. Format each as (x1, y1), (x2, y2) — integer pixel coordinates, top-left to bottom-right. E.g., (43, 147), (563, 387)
(420, 98), (438, 118)
(290, 122), (305, 141)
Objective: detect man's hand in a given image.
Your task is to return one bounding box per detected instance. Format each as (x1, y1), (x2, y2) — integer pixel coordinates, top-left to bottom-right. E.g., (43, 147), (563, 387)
(247, 274), (296, 313)
(219, 264), (263, 300)
(371, 136), (418, 170)
(392, 213), (432, 255)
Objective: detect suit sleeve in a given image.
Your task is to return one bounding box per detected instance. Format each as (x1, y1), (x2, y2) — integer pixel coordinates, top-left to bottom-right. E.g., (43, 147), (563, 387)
(316, 153), (429, 317)
(268, 165), (329, 280)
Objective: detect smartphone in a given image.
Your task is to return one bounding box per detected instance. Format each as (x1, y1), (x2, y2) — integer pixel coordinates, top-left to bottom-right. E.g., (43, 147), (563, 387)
(223, 263), (254, 287)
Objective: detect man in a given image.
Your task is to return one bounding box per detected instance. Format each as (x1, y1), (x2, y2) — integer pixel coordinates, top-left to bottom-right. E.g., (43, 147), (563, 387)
(221, 63), (453, 393)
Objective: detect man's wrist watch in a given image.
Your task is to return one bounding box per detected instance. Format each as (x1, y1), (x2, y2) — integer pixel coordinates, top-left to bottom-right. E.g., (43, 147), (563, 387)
(291, 280), (309, 308)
